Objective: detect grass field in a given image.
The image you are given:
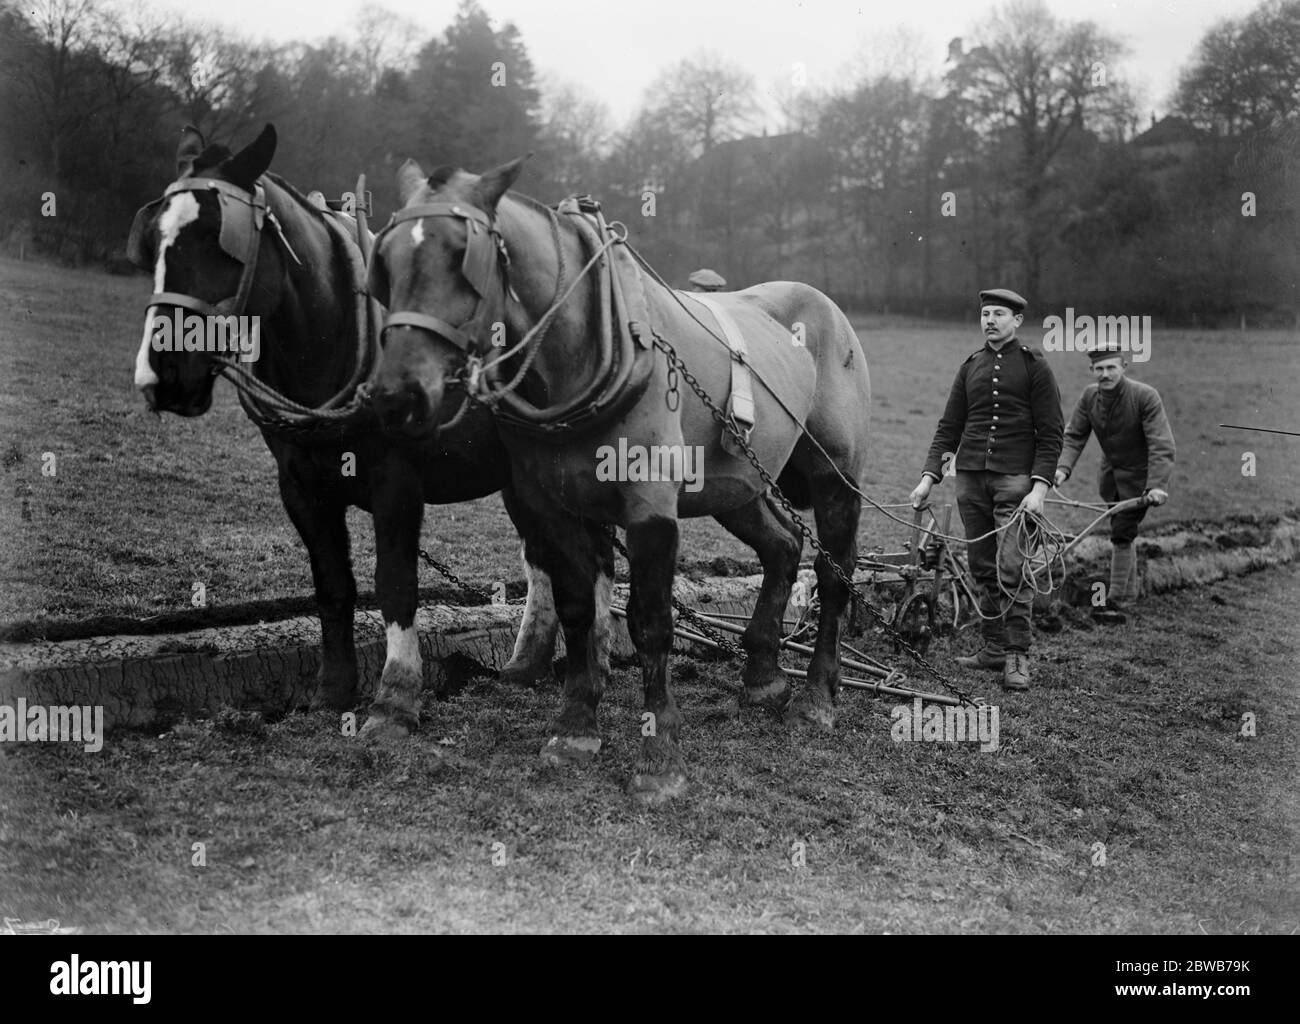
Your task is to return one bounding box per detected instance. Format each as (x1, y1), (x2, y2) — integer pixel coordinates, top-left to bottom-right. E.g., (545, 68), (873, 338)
(2, 257), (1298, 935)
(2, 256), (1299, 630)
(2, 564), (1296, 933)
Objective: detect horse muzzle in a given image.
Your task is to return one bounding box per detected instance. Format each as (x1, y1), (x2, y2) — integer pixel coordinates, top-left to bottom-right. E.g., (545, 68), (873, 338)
(369, 328), (459, 437)
(368, 373), (450, 438)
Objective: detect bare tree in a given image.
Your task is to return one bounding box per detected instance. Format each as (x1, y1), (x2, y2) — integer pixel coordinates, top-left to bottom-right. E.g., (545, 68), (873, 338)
(645, 50), (758, 156)
(537, 75), (613, 195)
(946, 0), (1131, 296)
(353, 3), (422, 94)
(1176, 0), (1300, 135)
(161, 22), (268, 141)
(97, 3), (175, 191)
(7, 0), (108, 181)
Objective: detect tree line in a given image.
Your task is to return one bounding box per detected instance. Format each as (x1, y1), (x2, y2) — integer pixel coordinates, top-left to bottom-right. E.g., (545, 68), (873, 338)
(1, 0), (1295, 322)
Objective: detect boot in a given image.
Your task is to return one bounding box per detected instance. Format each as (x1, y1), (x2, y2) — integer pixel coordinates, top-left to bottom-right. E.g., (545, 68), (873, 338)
(1123, 556), (1141, 604)
(1002, 652), (1030, 691)
(955, 647), (1007, 672)
(1106, 543), (1135, 611)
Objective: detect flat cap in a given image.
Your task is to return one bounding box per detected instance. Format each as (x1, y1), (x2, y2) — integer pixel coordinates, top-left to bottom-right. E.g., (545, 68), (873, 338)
(688, 268), (727, 289)
(978, 288), (1027, 313)
(1087, 339), (1126, 363)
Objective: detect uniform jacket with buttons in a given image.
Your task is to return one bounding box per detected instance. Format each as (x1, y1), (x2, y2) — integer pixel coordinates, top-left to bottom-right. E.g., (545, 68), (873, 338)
(922, 335), (1064, 484)
(1056, 376), (1176, 491)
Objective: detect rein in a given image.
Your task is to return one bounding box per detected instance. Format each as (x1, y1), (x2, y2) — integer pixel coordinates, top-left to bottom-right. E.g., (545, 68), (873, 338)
(372, 191), (653, 440)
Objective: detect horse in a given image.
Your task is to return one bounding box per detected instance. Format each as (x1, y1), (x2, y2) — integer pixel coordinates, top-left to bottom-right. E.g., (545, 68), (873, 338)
(126, 124), (567, 733)
(365, 156), (872, 803)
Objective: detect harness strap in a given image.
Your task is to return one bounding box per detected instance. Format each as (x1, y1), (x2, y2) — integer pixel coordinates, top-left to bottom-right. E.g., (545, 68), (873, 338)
(687, 293), (756, 455)
(384, 311), (478, 353)
(486, 201), (654, 439)
(144, 178), (268, 324)
(148, 291), (219, 317)
(145, 174), (380, 439)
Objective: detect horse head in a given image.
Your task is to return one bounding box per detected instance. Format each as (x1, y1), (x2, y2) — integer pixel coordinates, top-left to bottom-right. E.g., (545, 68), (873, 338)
(127, 124), (281, 416)
(367, 156), (527, 437)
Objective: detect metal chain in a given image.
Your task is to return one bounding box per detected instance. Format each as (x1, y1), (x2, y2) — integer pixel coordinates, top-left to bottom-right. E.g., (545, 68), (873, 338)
(650, 331), (975, 705)
(416, 547), (497, 603)
(603, 527), (748, 660)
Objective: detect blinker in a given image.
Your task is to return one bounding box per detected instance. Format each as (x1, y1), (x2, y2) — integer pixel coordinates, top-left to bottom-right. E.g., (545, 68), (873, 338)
(369, 200), (511, 348)
(161, 178), (268, 264)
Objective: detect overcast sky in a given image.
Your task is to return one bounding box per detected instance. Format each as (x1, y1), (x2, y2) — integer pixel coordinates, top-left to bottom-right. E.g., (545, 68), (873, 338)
(149, 0), (1260, 128)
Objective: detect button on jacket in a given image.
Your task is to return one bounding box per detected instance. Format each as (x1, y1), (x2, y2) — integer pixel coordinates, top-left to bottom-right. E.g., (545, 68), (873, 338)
(922, 336), (1064, 484)
(1056, 377), (1176, 491)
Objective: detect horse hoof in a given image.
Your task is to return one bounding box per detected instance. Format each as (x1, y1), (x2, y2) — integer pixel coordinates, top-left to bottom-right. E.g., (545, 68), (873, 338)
(310, 688), (354, 712)
(785, 701), (835, 731)
(628, 771), (688, 806)
(739, 680), (792, 715)
(499, 661), (551, 688)
(539, 734), (601, 765)
(358, 713), (415, 744)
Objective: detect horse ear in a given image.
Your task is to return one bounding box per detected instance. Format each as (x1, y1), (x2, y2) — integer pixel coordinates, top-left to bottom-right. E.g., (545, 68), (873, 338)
(427, 165), (457, 189)
(397, 159), (428, 204)
(176, 124), (206, 178)
(472, 154), (531, 211)
(223, 124), (277, 190)
(126, 200), (160, 269)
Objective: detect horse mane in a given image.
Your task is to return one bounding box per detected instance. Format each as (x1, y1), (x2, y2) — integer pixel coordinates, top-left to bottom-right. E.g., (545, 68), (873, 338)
(184, 145), (330, 224)
(264, 171), (331, 220)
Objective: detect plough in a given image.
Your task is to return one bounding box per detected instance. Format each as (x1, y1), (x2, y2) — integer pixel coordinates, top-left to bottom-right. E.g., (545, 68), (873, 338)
(606, 491), (1156, 709)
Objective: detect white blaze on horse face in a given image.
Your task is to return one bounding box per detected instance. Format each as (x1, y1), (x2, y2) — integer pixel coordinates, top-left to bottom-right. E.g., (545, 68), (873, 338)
(153, 193), (201, 293)
(410, 218), (424, 247)
(135, 193), (201, 389)
(510, 552), (557, 666)
(134, 306), (160, 388)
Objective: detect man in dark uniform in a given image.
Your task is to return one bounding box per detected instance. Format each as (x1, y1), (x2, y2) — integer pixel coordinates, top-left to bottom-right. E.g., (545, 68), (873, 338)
(910, 289), (1064, 690)
(1054, 341), (1175, 623)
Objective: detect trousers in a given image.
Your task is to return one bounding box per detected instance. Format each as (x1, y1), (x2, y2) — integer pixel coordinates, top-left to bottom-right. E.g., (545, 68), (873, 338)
(1100, 465), (1150, 545)
(955, 470), (1036, 653)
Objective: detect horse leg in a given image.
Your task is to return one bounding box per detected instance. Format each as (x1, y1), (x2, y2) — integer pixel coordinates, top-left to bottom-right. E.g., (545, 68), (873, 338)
(277, 467), (357, 710)
(626, 514), (688, 804)
(497, 484), (559, 687)
(714, 493), (802, 714)
(538, 517), (611, 764)
(788, 470), (860, 730)
(360, 452), (425, 742)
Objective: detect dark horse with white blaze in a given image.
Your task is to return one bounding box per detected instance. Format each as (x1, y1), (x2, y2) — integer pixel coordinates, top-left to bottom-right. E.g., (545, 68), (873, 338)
(367, 156), (872, 803)
(127, 125), (563, 724)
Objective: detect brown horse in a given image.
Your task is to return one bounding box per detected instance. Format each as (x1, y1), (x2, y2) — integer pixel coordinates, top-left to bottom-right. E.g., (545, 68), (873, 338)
(366, 157), (872, 802)
(126, 125), (565, 729)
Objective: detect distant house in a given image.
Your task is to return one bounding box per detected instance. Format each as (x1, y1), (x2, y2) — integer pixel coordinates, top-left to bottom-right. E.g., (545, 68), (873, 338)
(1131, 115), (1203, 165)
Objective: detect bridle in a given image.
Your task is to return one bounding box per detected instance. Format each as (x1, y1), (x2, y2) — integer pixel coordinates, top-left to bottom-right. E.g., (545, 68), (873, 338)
(366, 194), (631, 426)
(132, 174), (382, 437)
(136, 177), (301, 331)
(367, 200), (516, 389)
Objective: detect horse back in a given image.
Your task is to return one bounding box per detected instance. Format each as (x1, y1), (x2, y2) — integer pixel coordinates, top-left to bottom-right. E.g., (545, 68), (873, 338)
(663, 281), (870, 474)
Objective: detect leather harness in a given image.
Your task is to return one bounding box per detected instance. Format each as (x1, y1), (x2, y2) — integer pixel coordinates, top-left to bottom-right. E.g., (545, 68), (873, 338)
(129, 177), (283, 322)
(367, 194), (655, 441)
(685, 292), (756, 456)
